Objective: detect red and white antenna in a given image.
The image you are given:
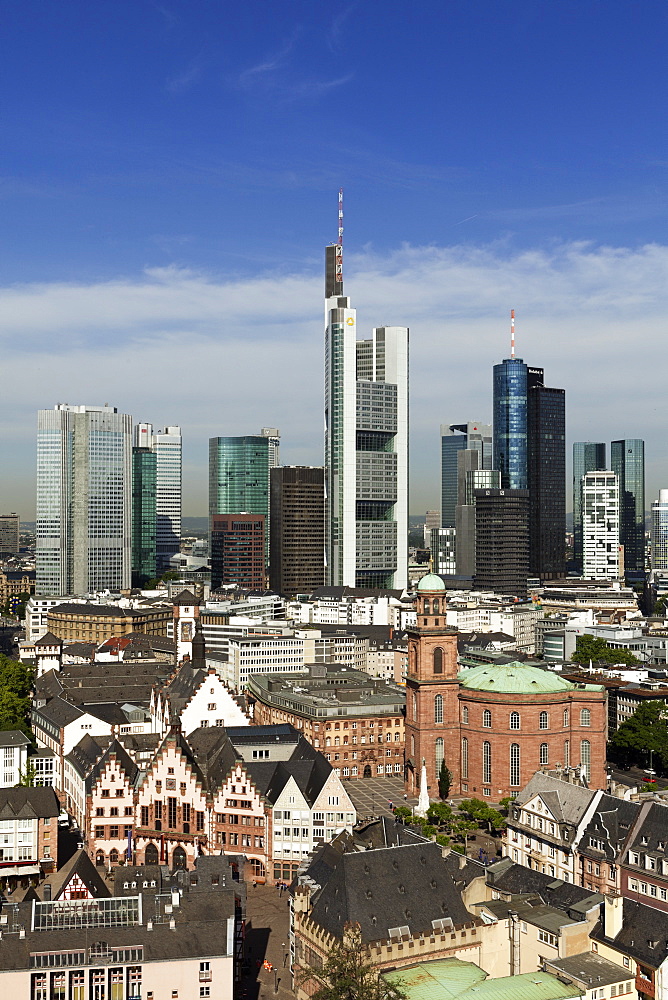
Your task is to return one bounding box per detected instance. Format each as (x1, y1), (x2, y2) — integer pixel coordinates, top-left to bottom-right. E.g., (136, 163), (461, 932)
(510, 308), (515, 359)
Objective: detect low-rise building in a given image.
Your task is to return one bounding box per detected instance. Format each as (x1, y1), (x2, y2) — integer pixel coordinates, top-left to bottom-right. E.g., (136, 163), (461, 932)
(47, 602), (172, 644)
(0, 786), (60, 887)
(0, 731), (31, 787)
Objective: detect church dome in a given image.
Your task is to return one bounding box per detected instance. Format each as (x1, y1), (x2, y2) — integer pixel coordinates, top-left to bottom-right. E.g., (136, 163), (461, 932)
(416, 573), (446, 593)
(458, 660), (578, 694)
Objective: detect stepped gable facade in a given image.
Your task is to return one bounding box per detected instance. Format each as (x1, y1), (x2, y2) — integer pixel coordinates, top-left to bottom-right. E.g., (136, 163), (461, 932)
(405, 574), (607, 801)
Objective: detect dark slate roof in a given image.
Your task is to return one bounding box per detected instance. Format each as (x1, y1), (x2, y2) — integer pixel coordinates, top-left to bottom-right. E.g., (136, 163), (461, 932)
(309, 585), (405, 600)
(246, 753), (332, 806)
(49, 603), (131, 617)
(36, 697), (84, 728)
(592, 898), (668, 969)
(84, 738), (139, 794)
(0, 731), (31, 748)
(625, 801), (668, 861)
(0, 786), (60, 819)
(187, 727), (239, 791)
(172, 589), (200, 605)
(579, 794), (640, 863)
(307, 841), (477, 943)
(35, 631), (63, 646)
(62, 642), (97, 658)
(65, 734), (112, 780)
(227, 723), (299, 744)
(163, 662), (207, 715)
(487, 861), (603, 913)
(545, 952), (634, 987)
(37, 847), (110, 900)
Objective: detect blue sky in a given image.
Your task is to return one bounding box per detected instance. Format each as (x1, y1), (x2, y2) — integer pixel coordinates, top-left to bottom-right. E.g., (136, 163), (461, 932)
(2, 0), (668, 515)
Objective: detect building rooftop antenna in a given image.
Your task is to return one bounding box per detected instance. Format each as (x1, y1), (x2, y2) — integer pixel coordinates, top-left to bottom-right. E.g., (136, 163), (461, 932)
(510, 308), (515, 359)
(336, 188), (344, 289)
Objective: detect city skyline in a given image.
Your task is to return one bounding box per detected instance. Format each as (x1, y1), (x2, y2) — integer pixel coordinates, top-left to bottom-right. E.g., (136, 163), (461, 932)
(1, 3), (668, 516)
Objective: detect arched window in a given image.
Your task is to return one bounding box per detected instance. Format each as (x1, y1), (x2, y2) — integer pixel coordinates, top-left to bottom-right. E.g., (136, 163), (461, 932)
(411, 645), (417, 673)
(539, 711), (549, 730)
(250, 858), (265, 877)
(580, 708), (591, 727)
(462, 737), (469, 780)
(564, 740), (570, 766)
(563, 709), (569, 727)
(172, 846), (187, 871)
(325, 737), (331, 747)
(483, 709), (492, 728)
(432, 599), (440, 614)
(433, 647), (443, 674)
(434, 694), (443, 724)
(581, 740), (591, 781)
(95, 851), (105, 867)
(412, 692), (417, 719)
(510, 711), (520, 730)
(411, 735), (415, 756)
(145, 843), (159, 865)
(483, 741), (491, 784)
(540, 743), (549, 766)
(435, 738), (444, 775)
(423, 599), (430, 615)
(510, 744), (520, 786)
(462, 705), (469, 724)
(109, 849), (119, 865)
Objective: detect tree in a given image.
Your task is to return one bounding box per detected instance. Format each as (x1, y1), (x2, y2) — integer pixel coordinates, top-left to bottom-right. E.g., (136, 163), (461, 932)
(572, 634), (639, 667)
(17, 760), (37, 787)
(427, 801), (452, 827)
(438, 761), (452, 800)
(0, 654), (34, 738)
(300, 923), (408, 1000)
(452, 817), (477, 854)
(608, 701), (668, 773)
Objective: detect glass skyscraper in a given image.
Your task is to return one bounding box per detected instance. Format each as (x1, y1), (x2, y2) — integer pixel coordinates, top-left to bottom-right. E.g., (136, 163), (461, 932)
(36, 404), (132, 595)
(132, 446), (157, 585)
(611, 438), (646, 575)
(493, 358), (528, 490)
(572, 442), (606, 573)
(651, 490), (668, 571)
(135, 423), (182, 573)
(209, 433), (277, 559)
(440, 422), (491, 528)
(527, 369), (565, 579)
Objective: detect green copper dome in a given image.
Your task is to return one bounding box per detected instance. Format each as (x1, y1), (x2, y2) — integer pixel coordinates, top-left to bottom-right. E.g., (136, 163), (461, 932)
(417, 573), (446, 592)
(458, 660), (577, 694)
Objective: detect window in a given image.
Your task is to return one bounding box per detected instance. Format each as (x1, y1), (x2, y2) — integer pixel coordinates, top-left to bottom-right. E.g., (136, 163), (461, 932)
(435, 738), (444, 775)
(510, 744), (520, 786)
(540, 743), (549, 766)
(462, 706), (469, 724)
(510, 712), (520, 730)
(434, 695), (443, 724)
(462, 737), (469, 780)
(563, 709), (569, 727)
(433, 648), (443, 674)
(540, 711), (549, 730)
(580, 708), (591, 727)
(483, 741), (491, 784)
(581, 740), (591, 781)
(483, 709), (492, 728)
(538, 929), (557, 947)
(564, 740), (570, 766)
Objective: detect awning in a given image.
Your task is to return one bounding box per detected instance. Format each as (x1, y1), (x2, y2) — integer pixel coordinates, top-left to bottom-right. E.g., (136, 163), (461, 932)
(0, 865), (40, 877)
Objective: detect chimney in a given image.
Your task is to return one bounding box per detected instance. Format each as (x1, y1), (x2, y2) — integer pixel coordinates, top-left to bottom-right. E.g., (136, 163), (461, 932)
(43, 884), (52, 901)
(459, 854), (467, 870)
(604, 893), (623, 939)
(171, 889), (180, 908)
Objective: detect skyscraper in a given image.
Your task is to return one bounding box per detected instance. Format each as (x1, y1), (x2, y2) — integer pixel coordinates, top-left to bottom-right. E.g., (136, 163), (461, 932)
(651, 491), (668, 571)
(611, 439), (646, 575)
(493, 357), (528, 490)
(324, 238), (408, 590)
(0, 514), (19, 556)
(527, 367), (565, 579)
(440, 422), (492, 527)
(473, 488), (530, 598)
(269, 466), (325, 596)
(573, 442), (606, 573)
(210, 513), (265, 591)
(132, 446), (157, 585)
(209, 432), (276, 560)
(135, 423), (182, 573)
(582, 471), (620, 579)
(36, 404), (132, 595)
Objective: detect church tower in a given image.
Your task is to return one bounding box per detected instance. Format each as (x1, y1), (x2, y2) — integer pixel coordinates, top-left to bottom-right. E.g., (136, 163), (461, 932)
(172, 590), (201, 665)
(404, 574), (460, 800)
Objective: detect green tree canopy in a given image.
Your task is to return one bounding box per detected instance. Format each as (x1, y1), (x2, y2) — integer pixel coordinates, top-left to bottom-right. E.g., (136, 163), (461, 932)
(572, 634), (639, 667)
(301, 923), (407, 1000)
(608, 700), (668, 773)
(0, 654), (34, 739)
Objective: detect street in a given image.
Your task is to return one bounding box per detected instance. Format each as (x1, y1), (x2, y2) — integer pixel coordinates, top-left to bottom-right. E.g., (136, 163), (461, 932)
(241, 882), (293, 1000)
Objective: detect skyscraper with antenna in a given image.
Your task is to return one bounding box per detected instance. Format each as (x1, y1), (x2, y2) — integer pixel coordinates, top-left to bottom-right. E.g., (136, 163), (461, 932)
(324, 191), (408, 589)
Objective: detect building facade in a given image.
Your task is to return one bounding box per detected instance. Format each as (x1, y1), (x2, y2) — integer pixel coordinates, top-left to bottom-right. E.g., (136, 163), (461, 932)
(0, 513), (19, 555)
(269, 466), (325, 595)
(131, 445), (157, 584)
(527, 368), (566, 579)
(210, 514), (265, 591)
(493, 357), (528, 491)
(573, 443), (607, 573)
(581, 472), (621, 580)
(473, 489), (530, 598)
(324, 244), (408, 590)
(36, 404), (132, 595)
(441, 423), (492, 528)
(208, 433), (276, 559)
(611, 439), (645, 576)
(651, 490), (668, 571)
(134, 423), (183, 573)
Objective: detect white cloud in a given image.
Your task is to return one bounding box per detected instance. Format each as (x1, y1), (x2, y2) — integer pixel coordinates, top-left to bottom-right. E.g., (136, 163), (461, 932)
(2, 239), (668, 517)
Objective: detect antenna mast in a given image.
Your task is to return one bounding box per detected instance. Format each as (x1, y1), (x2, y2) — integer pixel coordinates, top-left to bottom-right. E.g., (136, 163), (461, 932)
(336, 188), (344, 289)
(510, 309), (515, 359)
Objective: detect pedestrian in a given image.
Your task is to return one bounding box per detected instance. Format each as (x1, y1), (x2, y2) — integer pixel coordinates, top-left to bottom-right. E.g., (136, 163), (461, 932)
(252, 880), (257, 888)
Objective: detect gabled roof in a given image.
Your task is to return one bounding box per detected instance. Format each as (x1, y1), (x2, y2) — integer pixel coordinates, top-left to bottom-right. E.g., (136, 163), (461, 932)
(246, 753), (333, 806)
(0, 786), (60, 820)
(162, 662), (208, 715)
(37, 848), (110, 900)
(35, 631), (63, 647)
(625, 801), (668, 861)
(307, 841), (477, 943)
(0, 731), (31, 748)
(85, 738), (139, 793)
(172, 589), (200, 605)
(512, 772), (597, 826)
(187, 727), (239, 792)
(579, 794), (640, 861)
(36, 696), (84, 728)
(592, 898), (668, 969)
(486, 860), (602, 913)
(65, 734), (113, 779)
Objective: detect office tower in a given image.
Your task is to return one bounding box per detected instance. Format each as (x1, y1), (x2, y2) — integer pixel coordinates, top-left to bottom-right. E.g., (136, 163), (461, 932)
(611, 439), (646, 575)
(493, 357), (528, 490)
(652, 491), (668, 571)
(210, 514), (265, 591)
(131, 447), (157, 584)
(423, 509), (440, 547)
(473, 488), (530, 597)
(430, 527), (456, 575)
(261, 427), (281, 469)
(573, 442), (606, 572)
(527, 367), (566, 579)
(454, 454), (500, 577)
(0, 514), (19, 555)
(135, 423), (182, 573)
(209, 432), (275, 559)
(581, 471), (620, 580)
(440, 423), (492, 527)
(324, 238), (408, 590)
(36, 404), (132, 595)
(269, 466), (325, 596)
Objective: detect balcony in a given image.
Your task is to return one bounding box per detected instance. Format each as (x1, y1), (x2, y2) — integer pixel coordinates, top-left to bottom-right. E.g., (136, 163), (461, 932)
(199, 972), (212, 983)
(636, 972), (655, 997)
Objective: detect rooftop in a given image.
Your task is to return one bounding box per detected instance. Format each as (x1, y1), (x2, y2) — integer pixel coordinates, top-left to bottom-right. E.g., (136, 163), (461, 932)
(384, 959), (582, 1000)
(459, 660), (603, 694)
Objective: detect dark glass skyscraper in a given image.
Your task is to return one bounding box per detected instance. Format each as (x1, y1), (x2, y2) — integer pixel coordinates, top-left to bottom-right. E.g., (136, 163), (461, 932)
(527, 368), (566, 579)
(493, 358), (528, 490)
(611, 438), (646, 575)
(573, 442), (606, 573)
(132, 446), (157, 585)
(440, 422), (492, 527)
